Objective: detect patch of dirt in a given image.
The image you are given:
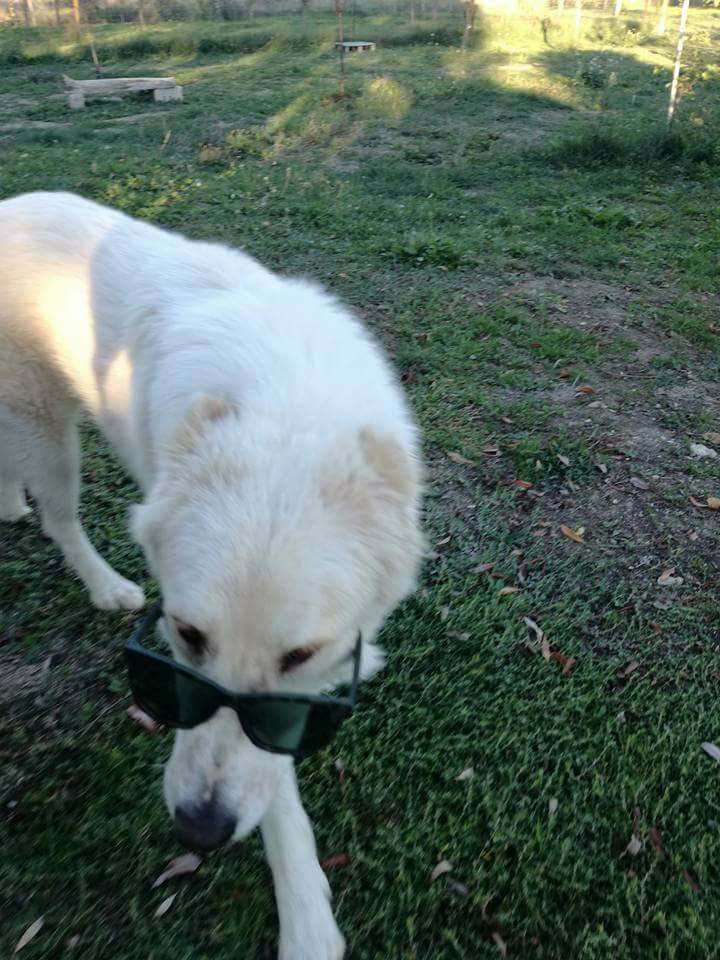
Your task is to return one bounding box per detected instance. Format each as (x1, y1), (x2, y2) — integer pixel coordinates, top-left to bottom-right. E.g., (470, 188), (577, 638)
(0, 94), (40, 114)
(100, 112), (166, 125)
(431, 272), (720, 646)
(0, 656), (51, 703)
(0, 121), (70, 132)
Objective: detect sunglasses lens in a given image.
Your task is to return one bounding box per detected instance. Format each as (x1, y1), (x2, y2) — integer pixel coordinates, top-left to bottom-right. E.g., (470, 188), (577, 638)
(240, 700), (351, 756)
(125, 648), (220, 728)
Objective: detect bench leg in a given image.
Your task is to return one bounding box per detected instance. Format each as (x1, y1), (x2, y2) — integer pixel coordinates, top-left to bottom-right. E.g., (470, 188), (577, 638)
(153, 86), (183, 103)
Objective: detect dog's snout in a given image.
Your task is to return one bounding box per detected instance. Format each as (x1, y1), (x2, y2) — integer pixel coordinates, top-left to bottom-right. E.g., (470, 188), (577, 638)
(174, 799), (237, 851)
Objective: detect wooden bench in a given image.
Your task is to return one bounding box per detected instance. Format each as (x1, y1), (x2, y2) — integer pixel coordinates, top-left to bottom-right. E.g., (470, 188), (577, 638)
(63, 75), (183, 110)
(334, 41), (376, 53)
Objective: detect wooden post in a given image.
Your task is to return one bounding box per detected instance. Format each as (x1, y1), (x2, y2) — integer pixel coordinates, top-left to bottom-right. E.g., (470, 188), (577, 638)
(335, 0), (345, 97)
(88, 32), (100, 75)
(667, 0), (690, 128)
(462, 0), (475, 49)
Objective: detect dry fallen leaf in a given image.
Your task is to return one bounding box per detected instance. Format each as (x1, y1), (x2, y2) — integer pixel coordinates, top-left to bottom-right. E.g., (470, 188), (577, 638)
(550, 651), (577, 675)
(448, 879), (469, 896)
(455, 768), (474, 782)
(447, 451), (474, 467)
(513, 479), (533, 490)
(476, 563), (495, 575)
(708, 497), (720, 510)
(492, 931), (508, 957)
(703, 432), (720, 445)
(648, 827), (667, 860)
(576, 384), (596, 395)
(617, 660), (640, 679)
(14, 918), (44, 955)
(320, 853), (352, 870)
(560, 524), (585, 544)
(683, 867), (700, 894)
(154, 894), (177, 919)
(127, 704), (161, 735)
(617, 709), (640, 723)
(701, 741), (720, 762)
(152, 853), (202, 889)
(483, 445), (501, 456)
(430, 859), (454, 882)
(596, 462), (608, 474)
(690, 442), (717, 459)
(630, 477), (650, 491)
(498, 586), (520, 596)
(657, 568), (684, 587)
(625, 834), (642, 857)
(557, 454), (571, 467)
(541, 636), (551, 662)
(524, 617), (544, 642)
(548, 797), (559, 816)
(439, 606), (450, 622)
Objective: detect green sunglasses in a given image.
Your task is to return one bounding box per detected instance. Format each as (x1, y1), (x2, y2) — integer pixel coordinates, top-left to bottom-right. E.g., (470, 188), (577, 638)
(124, 606), (362, 759)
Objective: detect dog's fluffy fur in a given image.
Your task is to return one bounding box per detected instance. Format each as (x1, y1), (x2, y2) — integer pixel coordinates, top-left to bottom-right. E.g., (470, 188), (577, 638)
(0, 192), (422, 959)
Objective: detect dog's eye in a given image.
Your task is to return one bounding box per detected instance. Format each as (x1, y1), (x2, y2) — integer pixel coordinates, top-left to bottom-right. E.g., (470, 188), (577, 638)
(280, 647), (316, 673)
(174, 620), (207, 654)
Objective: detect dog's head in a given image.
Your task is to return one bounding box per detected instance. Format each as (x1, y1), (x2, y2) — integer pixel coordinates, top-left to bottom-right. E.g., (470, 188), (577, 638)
(131, 396), (422, 849)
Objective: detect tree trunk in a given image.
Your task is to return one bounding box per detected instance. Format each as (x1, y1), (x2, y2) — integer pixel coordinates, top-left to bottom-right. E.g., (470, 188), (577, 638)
(558, 0), (564, 14)
(667, 0), (690, 127)
(573, 0), (581, 44)
(462, 0), (476, 49)
(54, 0), (61, 25)
(138, 0), (145, 25)
(656, 0), (669, 34)
(72, 0), (81, 24)
(22, 0), (35, 27)
(613, 0), (621, 16)
(409, 0), (415, 25)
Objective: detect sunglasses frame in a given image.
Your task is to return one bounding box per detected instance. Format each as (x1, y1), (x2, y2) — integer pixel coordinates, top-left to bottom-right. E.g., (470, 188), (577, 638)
(124, 605), (362, 758)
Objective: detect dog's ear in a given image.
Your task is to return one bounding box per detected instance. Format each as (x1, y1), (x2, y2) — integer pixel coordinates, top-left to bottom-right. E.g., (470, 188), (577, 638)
(171, 395), (239, 457)
(359, 428), (421, 499)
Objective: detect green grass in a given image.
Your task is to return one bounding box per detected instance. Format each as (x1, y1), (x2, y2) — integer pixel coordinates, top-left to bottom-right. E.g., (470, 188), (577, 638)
(3, 8), (720, 959)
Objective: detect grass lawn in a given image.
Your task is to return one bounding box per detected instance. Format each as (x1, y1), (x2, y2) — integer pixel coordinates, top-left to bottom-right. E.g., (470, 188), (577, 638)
(2, 7), (720, 958)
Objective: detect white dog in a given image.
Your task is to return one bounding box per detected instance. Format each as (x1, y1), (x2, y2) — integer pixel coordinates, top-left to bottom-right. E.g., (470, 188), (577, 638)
(0, 192), (422, 959)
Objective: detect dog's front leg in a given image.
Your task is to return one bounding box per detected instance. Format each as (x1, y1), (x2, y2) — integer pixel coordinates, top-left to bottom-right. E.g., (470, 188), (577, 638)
(261, 763), (345, 960)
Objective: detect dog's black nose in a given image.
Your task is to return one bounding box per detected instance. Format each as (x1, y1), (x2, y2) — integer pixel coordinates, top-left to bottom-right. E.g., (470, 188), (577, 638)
(174, 800), (237, 851)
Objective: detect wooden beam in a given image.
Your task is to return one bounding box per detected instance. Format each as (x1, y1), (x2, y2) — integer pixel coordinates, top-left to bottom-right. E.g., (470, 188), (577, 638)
(63, 75), (177, 95)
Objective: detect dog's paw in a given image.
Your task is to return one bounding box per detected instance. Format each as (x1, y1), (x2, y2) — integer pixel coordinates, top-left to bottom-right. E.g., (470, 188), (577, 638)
(279, 908), (345, 960)
(91, 575), (145, 611)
